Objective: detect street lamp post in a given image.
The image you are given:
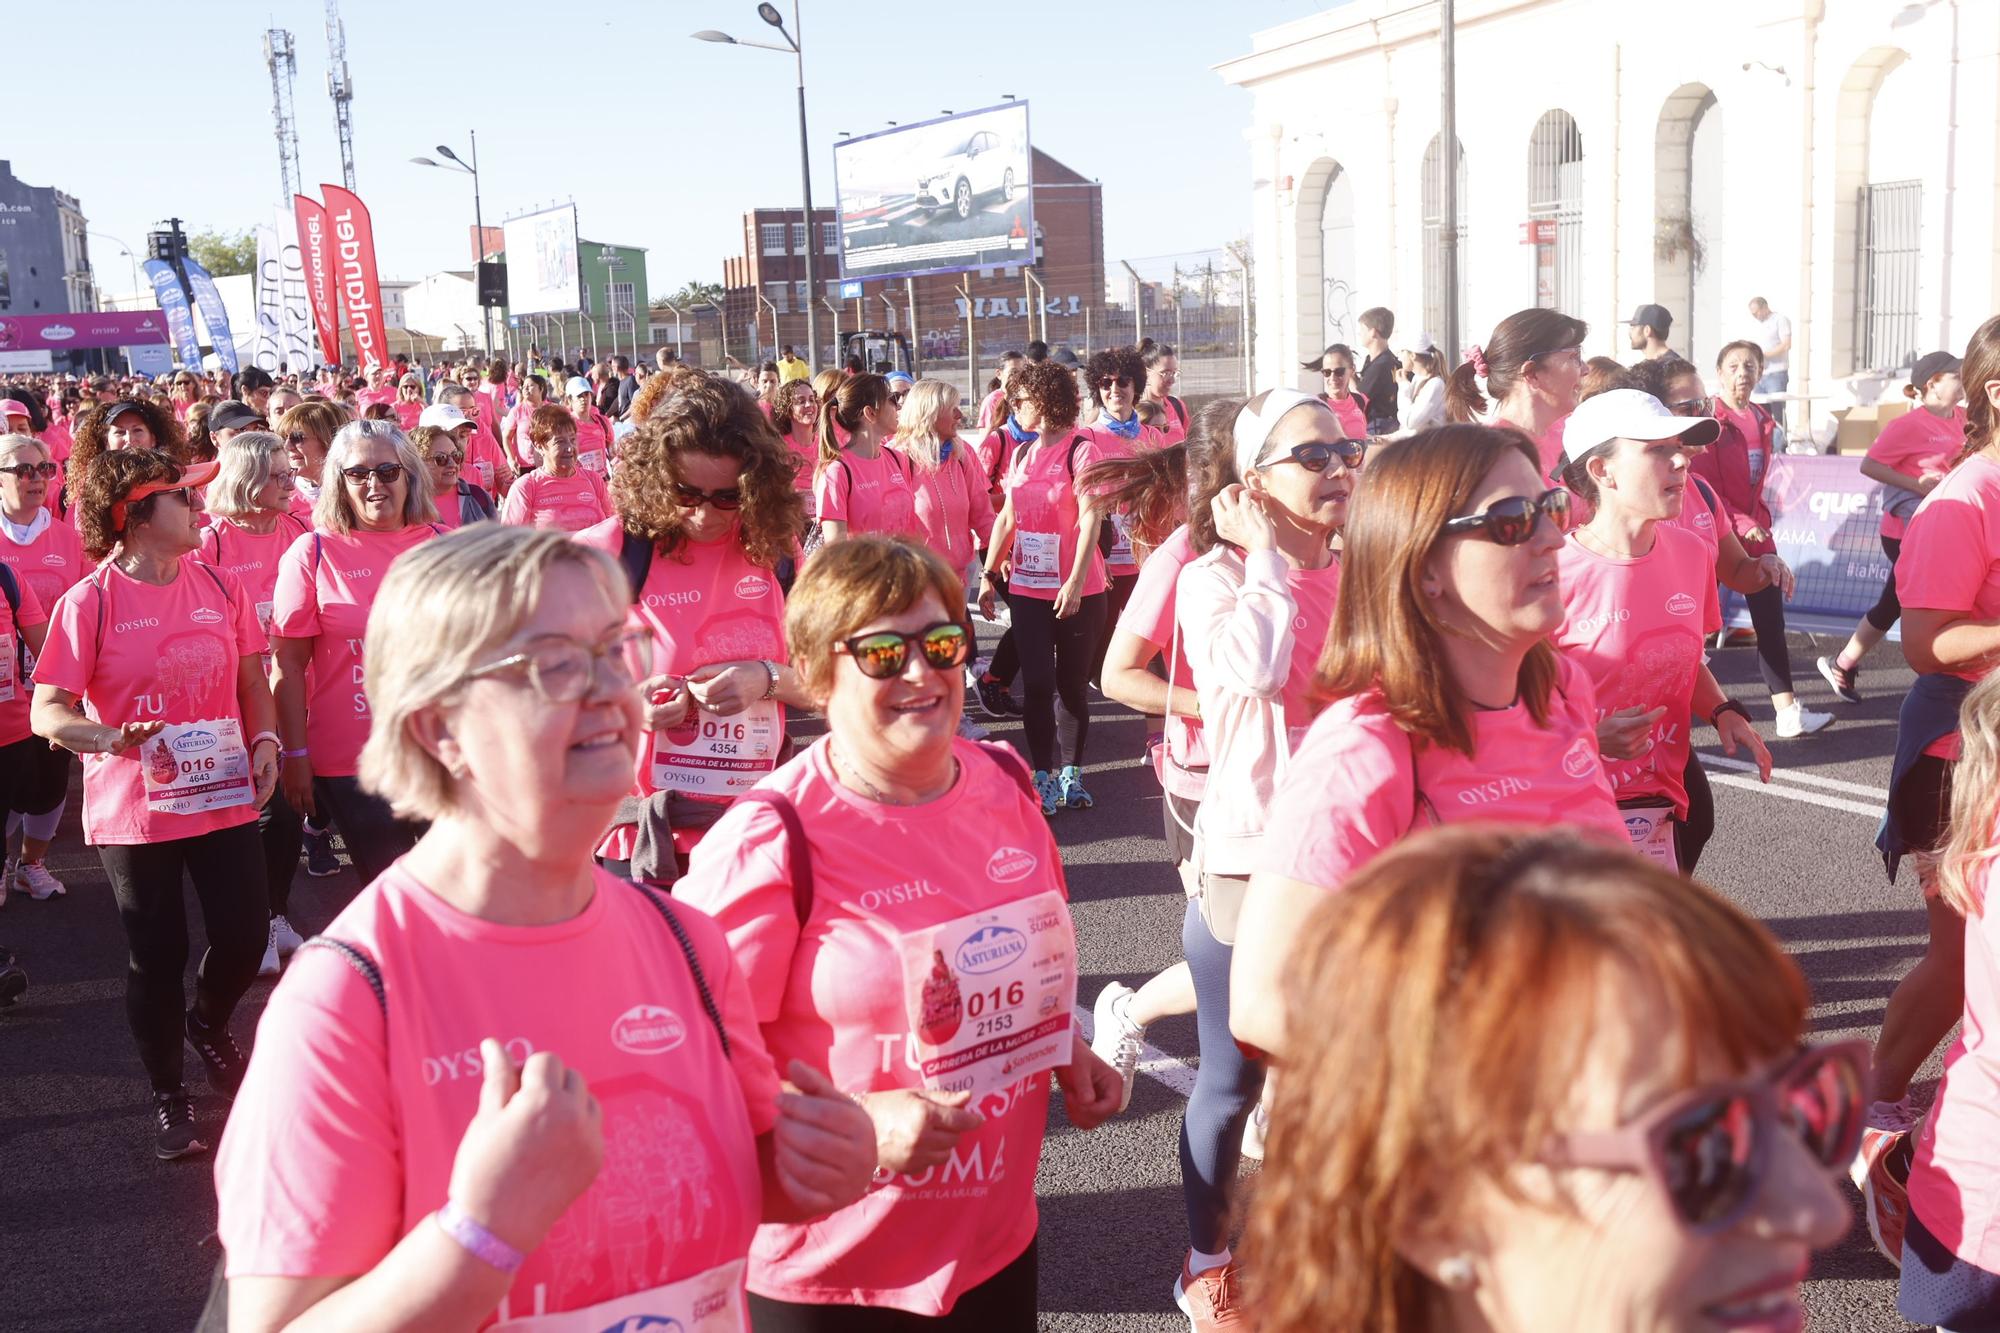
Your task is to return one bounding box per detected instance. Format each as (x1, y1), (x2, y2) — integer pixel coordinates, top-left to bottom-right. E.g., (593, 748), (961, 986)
(411, 131), (493, 359)
(694, 2), (821, 374)
(87, 230), (141, 301)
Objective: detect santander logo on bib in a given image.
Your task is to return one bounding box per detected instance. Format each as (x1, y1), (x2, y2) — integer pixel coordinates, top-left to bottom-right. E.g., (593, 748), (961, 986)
(1561, 735), (1600, 779)
(986, 846), (1037, 883)
(190, 606), (225, 625)
(734, 574), (772, 600)
(610, 1003), (686, 1055)
(1665, 592), (1698, 617)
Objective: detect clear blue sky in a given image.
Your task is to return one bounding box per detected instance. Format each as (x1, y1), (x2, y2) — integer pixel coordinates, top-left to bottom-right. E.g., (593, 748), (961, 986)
(10, 0), (1340, 300)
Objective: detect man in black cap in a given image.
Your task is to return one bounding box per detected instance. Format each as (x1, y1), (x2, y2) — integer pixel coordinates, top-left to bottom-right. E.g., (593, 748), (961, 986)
(208, 400), (267, 448)
(1628, 304), (1674, 362)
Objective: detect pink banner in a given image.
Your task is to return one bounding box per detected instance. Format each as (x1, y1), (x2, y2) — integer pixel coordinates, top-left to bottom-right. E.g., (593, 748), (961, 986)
(0, 311), (171, 352)
(319, 183), (388, 373)
(293, 193), (344, 368)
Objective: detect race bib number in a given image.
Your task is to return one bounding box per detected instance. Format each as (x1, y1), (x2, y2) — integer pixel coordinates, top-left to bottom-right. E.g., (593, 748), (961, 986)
(0, 631), (13, 703)
(141, 718), (254, 816)
(650, 699), (781, 798)
(254, 600), (275, 639)
(1108, 512), (1135, 565)
(897, 889), (1076, 1100)
(579, 449), (606, 475)
(491, 1257), (746, 1332)
(1621, 803), (1679, 872)
(1011, 529), (1062, 592)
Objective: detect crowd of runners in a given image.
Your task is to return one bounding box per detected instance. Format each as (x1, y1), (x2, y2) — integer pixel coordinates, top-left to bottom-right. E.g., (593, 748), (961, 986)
(2, 300), (1999, 1332)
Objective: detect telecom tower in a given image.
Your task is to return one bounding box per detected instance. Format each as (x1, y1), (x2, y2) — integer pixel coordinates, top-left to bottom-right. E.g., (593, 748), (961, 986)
(264, 29), (302, 204)
(325, 0), (357, 190)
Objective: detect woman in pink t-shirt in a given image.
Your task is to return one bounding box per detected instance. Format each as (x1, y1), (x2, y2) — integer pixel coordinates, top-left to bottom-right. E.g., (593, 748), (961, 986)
(1231, 425), (1624, 1060)
(1083, 347), (1164, 667)
(770, 378), (821, 495)
(1819, 352), (1967, 704)
(563, 376), (617, 479)
(505, 373), (551, 470)
(216, 523), (874, 1332)
(1304, 342), (1370, 441)
(272, 420), (441, 888)
(0, 534), (52, 920)
(1140, 339), (1189, 446)
(63, 397), (189, 517)
(502, 405), (615, 534)
(413, 424), (496, 531)
(30, 450), (280, 1160)
(812, 373), (920, 545)
(676, 536), (1123, 1327)
(391, 371), (426, 433)
(274, 398), (347, 524)
(1445, 307), (1588, 486)
(892, 379), (995, 579)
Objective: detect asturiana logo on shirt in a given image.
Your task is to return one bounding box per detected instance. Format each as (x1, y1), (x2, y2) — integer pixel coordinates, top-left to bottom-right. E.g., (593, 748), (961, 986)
(41, 553), (66, 568)
(189, 606), (225, 625)
(734, 574), (772, 600)
(1562, 735), (1599, 779)
(611, 1003), (686, 1055)
(1665, 592), (1698, 617)
(985, 846), (1037, 883)
(955, 925), (1027, 976)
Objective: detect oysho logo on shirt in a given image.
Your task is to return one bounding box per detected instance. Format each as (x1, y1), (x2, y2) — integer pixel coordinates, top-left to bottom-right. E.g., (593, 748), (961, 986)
(189, 606), (224, 625)
(645, 590), (702, 609)
(734, 574), (772, 600)
(115, 617), (160, 632)
(1665, 592), (1698, 617)
(986, 846), (1037, 883)
(1574, 608), (1630, 635)
(338, 567), (372, 580)
(1562, 735), (1600, 779)
(610, 1003), (687, 1055)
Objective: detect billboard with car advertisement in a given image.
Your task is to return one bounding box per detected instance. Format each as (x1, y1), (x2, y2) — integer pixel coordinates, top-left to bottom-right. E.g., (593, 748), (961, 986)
(833, 102), (1033, 283)
(502, 204), (581, 317)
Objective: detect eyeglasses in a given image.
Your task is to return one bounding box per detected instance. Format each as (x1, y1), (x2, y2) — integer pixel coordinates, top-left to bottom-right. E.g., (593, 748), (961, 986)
(286, 431), (315, 446)
(464, 626), (651, 705)
(426, 452), (464, 467)
(340, 462), (406, 485)
(1265, 440), (1365, 474)
(0, 461), (58, 481)
(835, 621), (971, 679)
(1542, 1040), (1866, 1235)
(264, 468), (298, 487)
(890, 391), (910, 406)
(1442, 487), (1572, 545)
(1321, 367), (1351, 379)
(1527, 346), (1585, 370)
(671, 481), (742, 511)
(1668, 396), (1713, 418)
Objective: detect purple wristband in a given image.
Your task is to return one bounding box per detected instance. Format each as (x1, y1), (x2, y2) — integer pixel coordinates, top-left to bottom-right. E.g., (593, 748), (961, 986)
(435, 1200), (525, 1273)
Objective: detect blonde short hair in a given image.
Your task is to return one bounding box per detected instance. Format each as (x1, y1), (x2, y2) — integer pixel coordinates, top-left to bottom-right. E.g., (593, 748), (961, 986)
(0, 432), (48, 467)
(894, 379), (963, 473)
(315, 419), (439, 534)
(207, 431), (289, 519)
(786, 535), (966, 704)
(359, 524), (629, 820)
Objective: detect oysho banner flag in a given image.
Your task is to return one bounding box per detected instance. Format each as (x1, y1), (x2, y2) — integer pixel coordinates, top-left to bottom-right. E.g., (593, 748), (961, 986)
(143, 259), (203, 370)
(293, 193), (343, 367)
(271, 208), (316, 371)
(182, 258), (239, 375)
(320, 182), (387, 372)
(252, 223), (285, 372)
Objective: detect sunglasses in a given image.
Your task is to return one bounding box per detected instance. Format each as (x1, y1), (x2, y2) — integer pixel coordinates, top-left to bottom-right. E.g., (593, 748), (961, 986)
(1268, 439), (1365, 473)
(464, 626), (650, 705)
(1543, 1041), (1866, 1235)
(286, 431), (315, 446)
(1321, 367), (1351, 379)
(0, 461), (58, 481)
(890, 391), (910, 406)
(426, 452), (463, 467)
(1443, 487), (1572, 545)
(341, 462), (406, 485)
(836, 621), (971, 680)
(672, 481), (742, 511)
(1669, 396), (1713, 418)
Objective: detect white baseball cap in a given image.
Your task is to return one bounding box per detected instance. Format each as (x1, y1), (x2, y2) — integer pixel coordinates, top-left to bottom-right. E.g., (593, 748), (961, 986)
(1563, 388), (1721, 456)
(564, 376), (592, 398)
(418, 403), (472, 432)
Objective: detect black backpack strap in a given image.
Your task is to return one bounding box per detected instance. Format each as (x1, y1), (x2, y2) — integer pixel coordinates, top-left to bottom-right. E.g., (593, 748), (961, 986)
(0, 561), (18, 620)
(297, 936), (386, 1019)
(737, 788), (814, 927)
(621, 879), (731, 1058)
(618, 529), (656, 604)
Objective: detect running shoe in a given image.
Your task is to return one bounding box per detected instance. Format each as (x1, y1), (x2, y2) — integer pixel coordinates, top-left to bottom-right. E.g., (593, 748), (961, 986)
(0, 946), (25, 1007)
(1817, 655), (1863, 703)
(1059, 765), (1094, 810)
(153, 1088), (206, 1161)
(13, 860), (65, 900)
(1174, 1254), (1249, 1331)
(956, 716), (991, 741)
(0, 857), (11, 910)
(301, 821), (341, 877)
(1090, 982), (1146, 1113)
(184, 1010), (248, 1099)
(975, 676), (1022, 719)
(1240, 1099), (1270, 1163)
(269, 914), (305, 955)
(1033, 769), (1061, 818)
(1774, 702), (1833, 738)
(1855, 1128), (1914, 1269)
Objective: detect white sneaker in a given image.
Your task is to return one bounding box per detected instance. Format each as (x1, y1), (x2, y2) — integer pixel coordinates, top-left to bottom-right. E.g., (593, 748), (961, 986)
(0, 857), (12, 910)
(14, 860), (65, 900)
(1774, 703), (1833, 738)
(1090, 982), (1145, 1113)
(269, 914), (305, 955)
(257, 939), (281, 978)
(1240, 1098), (1270, 1163)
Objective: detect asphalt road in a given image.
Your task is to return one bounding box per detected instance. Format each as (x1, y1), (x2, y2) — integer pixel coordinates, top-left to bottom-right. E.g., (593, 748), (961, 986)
(0, 627), (1937, 1332)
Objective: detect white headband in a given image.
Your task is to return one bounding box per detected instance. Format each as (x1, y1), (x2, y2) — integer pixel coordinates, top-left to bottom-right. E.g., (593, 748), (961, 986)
(1232, 388), (1326, 476)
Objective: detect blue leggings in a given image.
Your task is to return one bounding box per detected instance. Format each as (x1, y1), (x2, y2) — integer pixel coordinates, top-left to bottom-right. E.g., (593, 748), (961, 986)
(1178, 898), (1265, 1254)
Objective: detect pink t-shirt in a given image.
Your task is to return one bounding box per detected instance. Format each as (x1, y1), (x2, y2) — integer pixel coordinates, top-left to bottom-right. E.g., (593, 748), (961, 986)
(1085, 421), (1165, 575)
(814, 448), (921, 539)
(1319, 393), (1367, 443)
(897, 444), (995, 573)
(391, 399), (423, 433)
(1897, 453), (2000, 688)
(1002, 430), (1108, 602)
(0, 509), (86, 614)
(1153, 396), (1190, 447)
(976, 387), (1007, 433)
(573, 407), (616, 476)
(784, 430), (817, 495)
(215, 863), (779, 1325)
(674, 738), (1070, 1316)
(1118, 524), (1208, 796)
(196, 512), (312, 663)
(1668, 475), (1723, 560)
(1554, 525), (1721, 817)
(32, 561), (266, 844)
(461, 428), (513, 497)
(1868, 406), (1966, 541)
(501, 469), (614, 533)
(1909, 837), (2000, 1273)
(270, 524), (440, 777)
(0, 569), (47, 746)
(1255, 652), (1625, 888)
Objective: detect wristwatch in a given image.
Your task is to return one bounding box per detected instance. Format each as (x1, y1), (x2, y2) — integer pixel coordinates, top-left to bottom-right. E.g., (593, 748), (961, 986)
(759, 659), (780, 701)
(1709, 699), (1751, 728)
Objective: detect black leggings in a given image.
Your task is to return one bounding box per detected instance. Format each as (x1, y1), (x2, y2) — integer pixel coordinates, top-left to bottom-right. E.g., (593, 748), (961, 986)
(314, 774), (422, 887)
(1867, 535), (1903, 634)
(1005, 590), (1106, 772)
(257, 790), (303, 917)
(1678, 751), (1715, 876)
(1744, 584), (1795, 695)
(0, 734), (70, 824)
(1093, 571), (1137, 683)
(746, 1235), (1037, 1331)
(96, 821), (267, 1093)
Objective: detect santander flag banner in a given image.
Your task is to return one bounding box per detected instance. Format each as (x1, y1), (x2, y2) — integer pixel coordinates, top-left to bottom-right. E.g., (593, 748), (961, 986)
(143, 259), (204, 370)
(320, 183), (387, 372)
(182, 258), (239, 375)
(293, 193), (343, 367)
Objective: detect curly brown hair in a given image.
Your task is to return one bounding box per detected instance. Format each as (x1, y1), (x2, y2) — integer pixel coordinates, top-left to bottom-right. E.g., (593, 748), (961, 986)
(771, 378), (817, 435)
(67, 398), (188, 494)
(609, 371), (804, 570)
(1006, 359), (1081, 434)
(77, 448), (185, 560)
(626, 361), (699, 426)
(1084, 345), (1145, 396)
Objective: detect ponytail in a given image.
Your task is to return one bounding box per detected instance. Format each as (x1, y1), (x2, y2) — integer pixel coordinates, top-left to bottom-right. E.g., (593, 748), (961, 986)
(1446, 309), (1589, 424)
(1445, 359), (1488, 423)
(817, 372), (889, 475)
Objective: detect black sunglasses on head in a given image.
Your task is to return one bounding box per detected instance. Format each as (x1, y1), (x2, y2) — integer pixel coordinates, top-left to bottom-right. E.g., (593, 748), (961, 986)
(836, 622), (971, 680)
(1443, 487), (1572, 545)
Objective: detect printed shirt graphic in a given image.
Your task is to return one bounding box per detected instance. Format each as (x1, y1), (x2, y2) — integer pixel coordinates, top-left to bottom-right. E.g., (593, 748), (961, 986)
(1003, 431), (1108, 602)
(1554, 526), (1721, 816)
(270, 524), (440, 777)
(215, 864), (779, 1327)
(501, 469), (614, 533)
(1256, 652), (1624, 890)
(32, 561), (265, 844)
(675, 738), (1069, 1316)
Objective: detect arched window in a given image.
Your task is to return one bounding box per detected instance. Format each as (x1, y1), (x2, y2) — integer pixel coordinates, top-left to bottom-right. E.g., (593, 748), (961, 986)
(1422, 134), (1469, 348)
(1859, 56), (1922, 369)
(1654, 84), (1722, 361)
(1527, 112), (1584, 313)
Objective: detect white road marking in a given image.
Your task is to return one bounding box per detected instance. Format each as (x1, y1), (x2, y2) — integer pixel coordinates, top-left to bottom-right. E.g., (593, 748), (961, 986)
(1701, 767), (1886, 819)
(1074, 1007), (1199, 1099)
(1700, 751), (1890, 800)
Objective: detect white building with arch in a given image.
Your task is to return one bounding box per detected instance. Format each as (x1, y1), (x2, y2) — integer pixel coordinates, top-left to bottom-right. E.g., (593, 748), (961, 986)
(1218, 0), (1994, 443)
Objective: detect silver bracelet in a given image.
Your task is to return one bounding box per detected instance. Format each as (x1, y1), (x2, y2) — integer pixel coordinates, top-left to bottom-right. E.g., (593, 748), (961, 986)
(760, 659), (780, 701)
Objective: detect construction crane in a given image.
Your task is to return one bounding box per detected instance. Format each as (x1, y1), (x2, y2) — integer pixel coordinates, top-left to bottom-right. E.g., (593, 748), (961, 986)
(325, 0), (357, 190)
(263, 29), (302, 204)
